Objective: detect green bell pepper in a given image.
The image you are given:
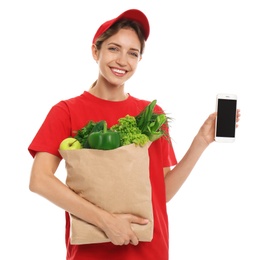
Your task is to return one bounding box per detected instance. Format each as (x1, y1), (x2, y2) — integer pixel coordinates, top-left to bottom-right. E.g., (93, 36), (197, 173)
(88, 121), (120, 150)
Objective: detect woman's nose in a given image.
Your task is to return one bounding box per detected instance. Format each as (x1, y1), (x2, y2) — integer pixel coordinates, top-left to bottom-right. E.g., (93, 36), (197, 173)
(116, 53), (127, 66)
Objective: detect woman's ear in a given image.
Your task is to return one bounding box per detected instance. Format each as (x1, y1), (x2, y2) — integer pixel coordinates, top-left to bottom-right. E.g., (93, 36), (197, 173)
(91, 44), (99, 62)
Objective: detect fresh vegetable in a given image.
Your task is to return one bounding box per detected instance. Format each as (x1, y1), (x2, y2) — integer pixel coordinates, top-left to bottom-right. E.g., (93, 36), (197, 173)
(136, 99), (157, 132)
(142, 113), (168, 141)
(88, 121), (120, 150)
(135, 100), (170, 142)
(74, 120), (105, 148)
(71, 100), (171, 150)
(110, 115), (149, 146)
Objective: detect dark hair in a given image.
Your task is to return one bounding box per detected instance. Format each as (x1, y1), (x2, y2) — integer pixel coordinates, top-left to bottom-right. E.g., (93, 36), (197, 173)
(94, 19), (146, 55)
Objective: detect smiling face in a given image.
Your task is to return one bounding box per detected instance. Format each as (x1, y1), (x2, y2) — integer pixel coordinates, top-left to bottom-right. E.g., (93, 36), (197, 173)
(92, 28), (142, 87)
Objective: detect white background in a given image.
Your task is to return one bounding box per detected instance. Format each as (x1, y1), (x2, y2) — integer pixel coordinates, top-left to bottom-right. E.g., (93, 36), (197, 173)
(1, 1), (253, 259)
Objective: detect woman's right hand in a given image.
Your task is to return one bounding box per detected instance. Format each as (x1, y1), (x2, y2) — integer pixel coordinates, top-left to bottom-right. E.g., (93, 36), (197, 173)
(100, 213), (149, 246)
(29, 152), (149, 246)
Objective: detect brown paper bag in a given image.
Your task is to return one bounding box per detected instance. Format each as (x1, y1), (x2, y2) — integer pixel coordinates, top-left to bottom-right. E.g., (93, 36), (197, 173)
(59, 143), (153, 245)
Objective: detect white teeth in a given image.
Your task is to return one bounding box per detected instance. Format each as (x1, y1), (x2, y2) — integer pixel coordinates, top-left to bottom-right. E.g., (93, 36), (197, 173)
(112, 68), (125, 74)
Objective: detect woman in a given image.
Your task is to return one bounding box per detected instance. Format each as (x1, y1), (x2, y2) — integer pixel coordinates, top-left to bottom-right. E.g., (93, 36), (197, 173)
(28, 9), (240, 260)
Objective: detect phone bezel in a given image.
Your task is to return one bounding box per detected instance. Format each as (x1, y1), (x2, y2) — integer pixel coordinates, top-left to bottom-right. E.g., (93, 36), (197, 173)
(215, 93), (237, 143)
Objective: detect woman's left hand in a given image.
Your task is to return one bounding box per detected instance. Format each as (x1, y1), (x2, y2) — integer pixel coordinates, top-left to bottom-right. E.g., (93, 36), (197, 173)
(197, 109), (241, 146)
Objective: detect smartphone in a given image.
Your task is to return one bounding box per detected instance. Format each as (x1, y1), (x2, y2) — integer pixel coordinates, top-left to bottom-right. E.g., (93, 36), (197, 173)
(215, 93), (237, 143)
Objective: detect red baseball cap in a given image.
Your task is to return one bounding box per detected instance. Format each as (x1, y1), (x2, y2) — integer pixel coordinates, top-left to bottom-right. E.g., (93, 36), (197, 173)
(92, 9), (150, 44)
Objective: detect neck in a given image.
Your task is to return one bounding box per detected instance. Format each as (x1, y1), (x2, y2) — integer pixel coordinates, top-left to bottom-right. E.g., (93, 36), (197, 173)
(88, 80), (128, 101)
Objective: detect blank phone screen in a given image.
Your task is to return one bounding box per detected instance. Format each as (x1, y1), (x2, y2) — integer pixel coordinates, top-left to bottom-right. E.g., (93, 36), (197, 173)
(216, 99), (237, 137)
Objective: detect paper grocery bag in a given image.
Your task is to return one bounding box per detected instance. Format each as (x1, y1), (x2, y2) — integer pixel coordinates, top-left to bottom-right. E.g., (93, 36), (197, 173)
(59, 143), (153, 245)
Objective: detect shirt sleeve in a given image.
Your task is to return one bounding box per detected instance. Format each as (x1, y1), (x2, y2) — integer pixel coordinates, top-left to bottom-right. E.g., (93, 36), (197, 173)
(161, 133), (177, 167)
(154, 103), (177, 167)
(28, 101), (72, 158)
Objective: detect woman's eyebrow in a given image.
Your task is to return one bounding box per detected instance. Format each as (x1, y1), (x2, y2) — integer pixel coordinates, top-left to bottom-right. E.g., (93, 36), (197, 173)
(107, 42), (140, 52)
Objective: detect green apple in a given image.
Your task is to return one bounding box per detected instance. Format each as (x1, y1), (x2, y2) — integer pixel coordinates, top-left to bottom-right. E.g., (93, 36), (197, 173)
(59, 137), (82, 150)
